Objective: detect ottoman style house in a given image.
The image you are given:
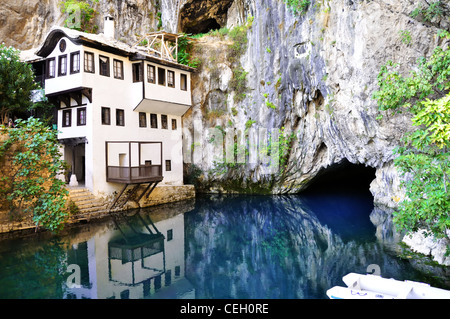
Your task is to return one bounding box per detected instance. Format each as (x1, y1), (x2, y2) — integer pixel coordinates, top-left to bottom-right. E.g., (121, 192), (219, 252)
(24, 17), (194, 209)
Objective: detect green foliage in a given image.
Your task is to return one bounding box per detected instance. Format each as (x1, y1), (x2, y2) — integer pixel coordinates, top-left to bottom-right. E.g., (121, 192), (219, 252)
(373, 40), (450, 241)
(60, 0), (99, 33)
(227, 18), (253, 65)
(229, 66), (249, 103)
(410, 1), (446, 22)
(0, 118), (69, 232)
(266, 100), (277, 109)
(399, 30), (412, 45)
(284, 0), (311, 15)
(372, 45), (450, 116)
(177, 34), (201, 68)
(245, 119), (256, 129)
(0, 44), (39, 124)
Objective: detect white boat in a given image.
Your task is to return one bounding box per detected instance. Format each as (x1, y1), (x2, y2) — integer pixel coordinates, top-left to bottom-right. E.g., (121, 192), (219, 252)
(326, 273), (450, 299)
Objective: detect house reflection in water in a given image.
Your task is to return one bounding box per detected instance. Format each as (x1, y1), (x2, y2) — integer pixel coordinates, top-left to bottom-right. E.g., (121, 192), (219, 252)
(64, 204), (194, 299)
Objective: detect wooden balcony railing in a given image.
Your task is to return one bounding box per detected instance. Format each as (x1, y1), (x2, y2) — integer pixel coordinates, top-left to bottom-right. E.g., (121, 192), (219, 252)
(106, 165), (163, 184)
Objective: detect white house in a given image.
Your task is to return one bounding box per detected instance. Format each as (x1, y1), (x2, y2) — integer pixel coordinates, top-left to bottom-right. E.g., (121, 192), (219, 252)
(27, 18), (194, 203)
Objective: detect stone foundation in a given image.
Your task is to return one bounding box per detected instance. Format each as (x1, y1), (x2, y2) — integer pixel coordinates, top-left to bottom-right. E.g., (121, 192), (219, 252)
(0, 184), (196, 235)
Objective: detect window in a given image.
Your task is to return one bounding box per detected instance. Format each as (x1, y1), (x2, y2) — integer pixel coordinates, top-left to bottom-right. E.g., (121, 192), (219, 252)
(165, 160), (171, 171)
(101, 107), (111, 125)
(77, 108), (86, 126)
(172, 119), (177, 130)
(168, 70), (175, 88)
(113, 59), (123, 79)
(167, 229), (173, 241)
(150, 114), (158, 128)
(161, 114), (168, 129)
(147, 65), (155, 83)
(70, 52), (80, 74)
(47, 58), (56, 78)
(116, 109), (124, 126)
(99, 55), (110, 76)
(158, 67), (166, 86)
(139, 112), (147, 127)
(58, 55), (67, 76)
(62, 109), (71, 127)
(132, 63), (143, 82)
(84, 52), (95, 73)
(59, 39), (66, 52)
(180, 73), (187, 91)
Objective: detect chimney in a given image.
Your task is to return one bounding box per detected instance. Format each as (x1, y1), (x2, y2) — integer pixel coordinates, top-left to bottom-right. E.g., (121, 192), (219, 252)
(104, 15), (115, 39)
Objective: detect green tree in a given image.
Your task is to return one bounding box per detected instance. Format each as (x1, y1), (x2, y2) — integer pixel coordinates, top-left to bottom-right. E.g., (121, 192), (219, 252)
(373, 37), (450, 241)
(0, 44), (39, 124)
(0, 118), (69, 232)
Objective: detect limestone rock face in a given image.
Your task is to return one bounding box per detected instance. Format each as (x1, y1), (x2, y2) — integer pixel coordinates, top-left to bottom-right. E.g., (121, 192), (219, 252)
(182, 0), (445, 205)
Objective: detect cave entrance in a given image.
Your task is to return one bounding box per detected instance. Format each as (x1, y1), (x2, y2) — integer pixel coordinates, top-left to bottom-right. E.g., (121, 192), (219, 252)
(183, 18), (221, 35)
(303, 160), (376, 195)
(300, 160), (377, 242)
(178, 0), (234, 35)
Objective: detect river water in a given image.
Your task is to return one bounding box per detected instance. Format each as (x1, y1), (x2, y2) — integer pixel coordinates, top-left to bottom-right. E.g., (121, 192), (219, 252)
(0, 190), (449, 299)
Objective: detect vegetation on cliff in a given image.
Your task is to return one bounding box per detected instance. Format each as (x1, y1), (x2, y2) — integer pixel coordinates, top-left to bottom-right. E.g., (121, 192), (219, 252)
(373, 30), (450, 242)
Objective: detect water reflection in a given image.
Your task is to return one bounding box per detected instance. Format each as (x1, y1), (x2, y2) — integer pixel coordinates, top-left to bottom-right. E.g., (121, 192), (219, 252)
(0, 200), (195, 299)
(184, 195), (449, 299)
(0, 193), (448, 299)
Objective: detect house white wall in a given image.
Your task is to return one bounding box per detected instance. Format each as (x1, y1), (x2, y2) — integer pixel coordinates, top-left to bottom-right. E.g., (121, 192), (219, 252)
(44, 35), (191, 196)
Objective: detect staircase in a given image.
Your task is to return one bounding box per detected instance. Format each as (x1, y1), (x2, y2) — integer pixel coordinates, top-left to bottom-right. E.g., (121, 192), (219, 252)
(67, 187), (109, 215)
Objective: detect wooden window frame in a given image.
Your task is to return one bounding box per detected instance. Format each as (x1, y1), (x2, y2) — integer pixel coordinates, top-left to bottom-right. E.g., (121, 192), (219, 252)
(116, 109), (125, 126)
(84, 51), (95, 73)
(113, 59), (124, 79)
(167, 70), (175, 88)
(62, 109), (71, 127)
(147, 64), (156, 83)
(150, 113), (158, 128)
(161, 114), (168, 129)
(70, 51), (80, 74)
(158, 67), (166, 86)
(165, 160), (172, 172)
(77, 107), (87, 126)
(139, 112), (147, 127)
(99, 55), (110, 77)
(58, 55), (67, 76)
(101, 107), (111, 125)
(171, 118), (177, 130)
(132, 63), (143, 82)
(46, 57), (56, 79)
(180, 73), (187, 91)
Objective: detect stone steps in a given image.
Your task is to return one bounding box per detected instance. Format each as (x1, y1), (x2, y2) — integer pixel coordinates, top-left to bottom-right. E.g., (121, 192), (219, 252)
(68, 187), (109, 214)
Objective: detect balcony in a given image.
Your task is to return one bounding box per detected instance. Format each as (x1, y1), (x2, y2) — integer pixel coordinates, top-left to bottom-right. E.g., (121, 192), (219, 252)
(106, 141), (163, 184)
(107, 165), (163, 184)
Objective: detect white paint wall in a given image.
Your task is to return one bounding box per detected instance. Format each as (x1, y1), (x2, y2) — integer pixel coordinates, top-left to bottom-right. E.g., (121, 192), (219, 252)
(45, 36), (191, 196)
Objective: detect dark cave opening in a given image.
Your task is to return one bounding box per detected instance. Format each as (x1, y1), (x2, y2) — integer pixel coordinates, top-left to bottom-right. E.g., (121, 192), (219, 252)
(303, 160), (376, 195)
(300, 160), (378, 242)
(182, 18), (222, 35)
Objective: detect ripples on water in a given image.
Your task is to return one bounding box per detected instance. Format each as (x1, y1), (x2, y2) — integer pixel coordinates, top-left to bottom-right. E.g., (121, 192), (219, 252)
(0, 191), (448, 299)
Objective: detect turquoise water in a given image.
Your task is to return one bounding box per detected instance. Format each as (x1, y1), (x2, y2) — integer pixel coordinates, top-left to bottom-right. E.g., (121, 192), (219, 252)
(0, 191), (448, 299)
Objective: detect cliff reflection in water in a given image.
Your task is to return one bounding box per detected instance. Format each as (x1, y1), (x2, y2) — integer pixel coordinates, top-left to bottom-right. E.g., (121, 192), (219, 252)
(184, 194), (440, 299)
(0, 192), (448, 299)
